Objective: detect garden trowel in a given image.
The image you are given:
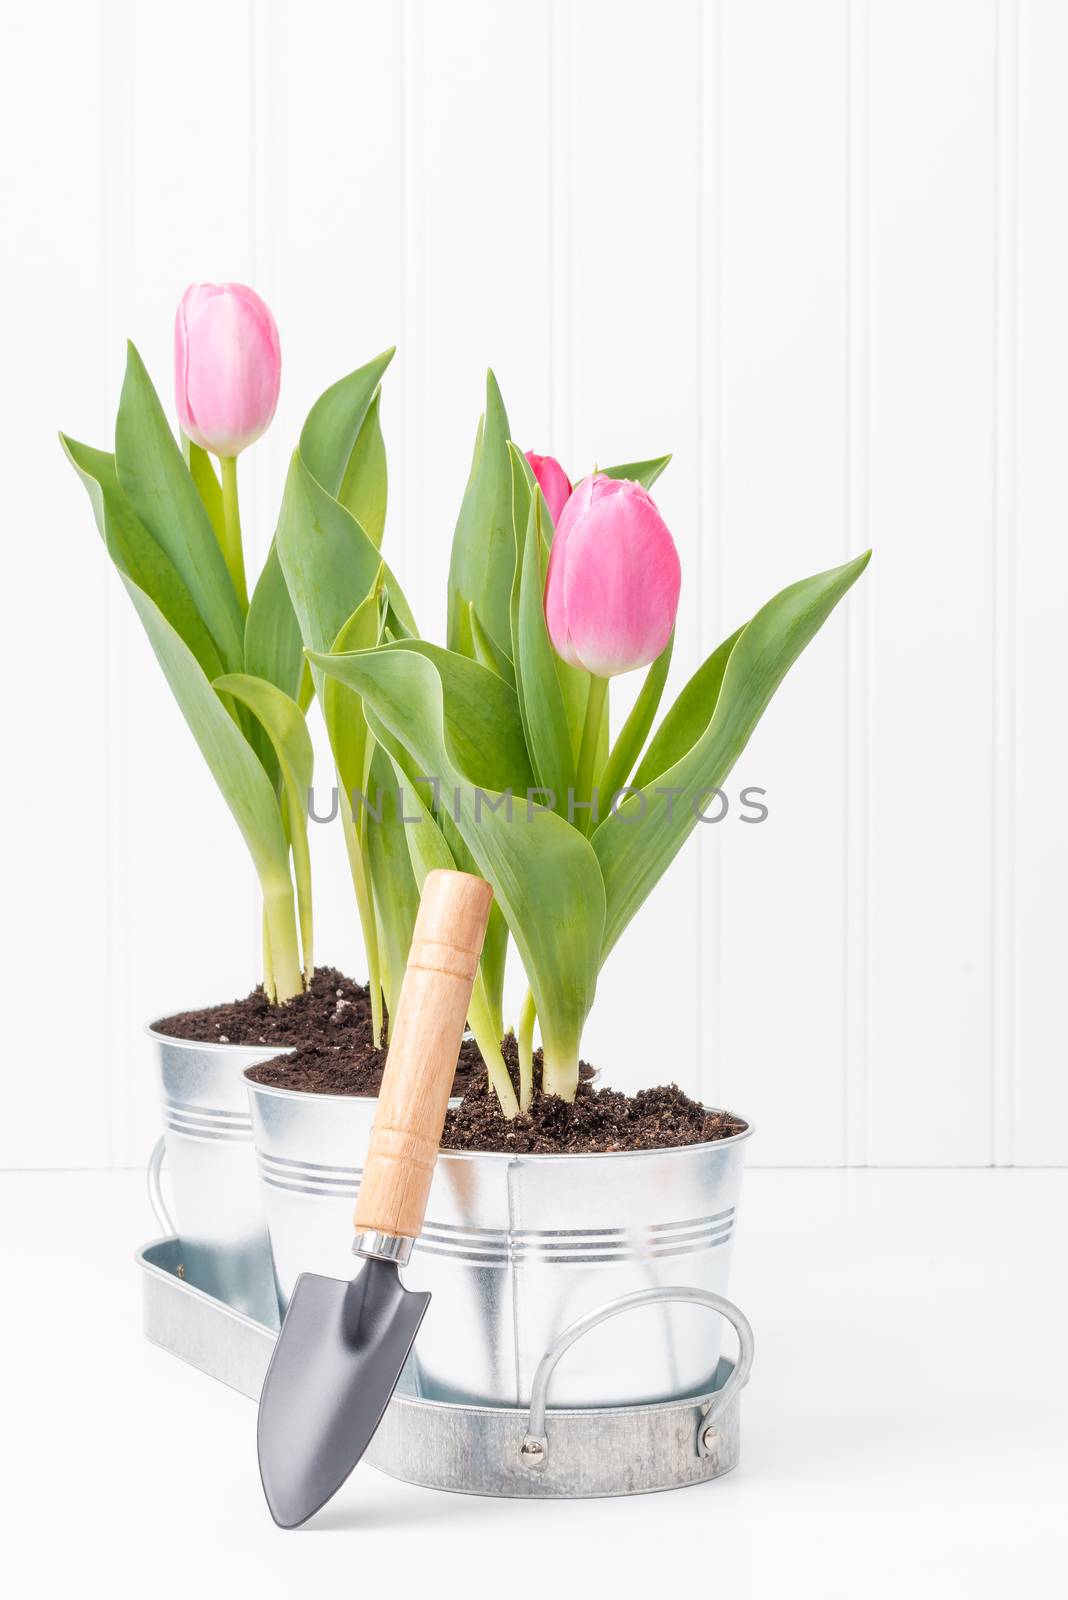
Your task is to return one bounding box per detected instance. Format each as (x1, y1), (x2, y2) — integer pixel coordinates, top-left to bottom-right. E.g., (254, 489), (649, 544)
(257, 868), (493, 1528)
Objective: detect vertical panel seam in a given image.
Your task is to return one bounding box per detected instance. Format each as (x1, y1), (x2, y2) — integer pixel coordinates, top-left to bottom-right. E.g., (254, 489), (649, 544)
(845, 0), (871, 1167)
(400, 0), (425, 623)
(248, 0), (279, 573)
(548, 0), (556, 448)
(695, 0), (704, 1109)
(992, 0), (1019, 1166)
(550, 0), (573, 462)
(98, 0), (114, 1168)
(697, 0), (724, 1110)
(101, 0), (132, 1167)
(248, 0), (279, 982)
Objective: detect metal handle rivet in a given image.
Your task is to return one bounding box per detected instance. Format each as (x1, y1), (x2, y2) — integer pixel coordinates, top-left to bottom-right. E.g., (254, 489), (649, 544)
(701, 1426), (718, 1451)
(520, 1436), (546, 1465)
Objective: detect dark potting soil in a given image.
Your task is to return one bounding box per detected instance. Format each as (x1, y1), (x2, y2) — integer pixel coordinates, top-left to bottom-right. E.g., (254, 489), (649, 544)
(440, 1056), (748, 1154)
(242, 1032), (594, 1101)
(153, 967), (380, 1050)
(244, 1034), (489, 1098)
(241, 1031), (732, 1155)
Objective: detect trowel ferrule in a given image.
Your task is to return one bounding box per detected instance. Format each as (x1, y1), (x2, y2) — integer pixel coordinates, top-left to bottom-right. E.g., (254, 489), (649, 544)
(352, 1230), (414, 1267)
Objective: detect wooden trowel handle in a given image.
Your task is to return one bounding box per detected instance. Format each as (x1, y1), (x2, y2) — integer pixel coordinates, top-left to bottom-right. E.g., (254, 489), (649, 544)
(353, 869), (492, 1244)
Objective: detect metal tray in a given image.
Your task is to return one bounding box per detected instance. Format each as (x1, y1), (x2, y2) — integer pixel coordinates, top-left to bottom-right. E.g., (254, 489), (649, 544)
(138, 1232), (753, 1499)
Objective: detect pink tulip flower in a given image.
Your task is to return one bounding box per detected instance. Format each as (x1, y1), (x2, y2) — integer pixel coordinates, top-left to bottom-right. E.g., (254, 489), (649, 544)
(544, 474), (681, 677)
(525, 451), (573, 525)
(174, 283), (281, 458)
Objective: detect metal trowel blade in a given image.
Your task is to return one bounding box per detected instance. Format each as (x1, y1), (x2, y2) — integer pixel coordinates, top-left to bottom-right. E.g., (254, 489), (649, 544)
(257, 1258), (430, 1528)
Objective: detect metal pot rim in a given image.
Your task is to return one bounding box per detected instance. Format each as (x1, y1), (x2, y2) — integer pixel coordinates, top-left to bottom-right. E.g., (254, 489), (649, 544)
(146, 1021), (296, 1061)
(244, 1067), (753, 1158)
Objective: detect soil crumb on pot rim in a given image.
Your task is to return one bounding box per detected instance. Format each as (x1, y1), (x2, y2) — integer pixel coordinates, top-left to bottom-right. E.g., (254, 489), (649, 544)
(153, 967), (379, 1049)
(441, 1057), (747, 1154)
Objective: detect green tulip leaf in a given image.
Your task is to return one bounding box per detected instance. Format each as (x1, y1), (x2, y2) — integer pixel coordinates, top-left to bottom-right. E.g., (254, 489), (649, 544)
(119, 580), (291, 881)
(297, 660), (315, 711)
(447, 417), (483, 662)
(61, 435), (224, 686)
(597, 632), (676, 806)
(276, 448), (416, 695)
(596, 454), (672, 492)
(299, 347), (395, 498)
(338, 387), (388, 548)
(379, 746), (456, 877)
(185, 439), (227, 547)
(375, 735), (518, 1109)
(327, 638), (532, 797)
(372, 720), (511, 1029)
(594, 550), (872, 958)
(507, 445), (596, 770)
(631, 628), (741, 792)
(508, 445), (575, 814)
(507, 442), (534, 653)
(276, 418), (408, 1040)
(213, 671), (315, 975)
(473, 898), (510, 1037)
(309, 641), (605, 1081)
(447, 370), (515, 662)
(364, 714), (510, 1035)
(323, 580), (384, 803)
(467, 600), (515, 684)
(389, 640), (533, 791)
(320, 573), (391, 1039)
(115, 343), (245, 672)
(245, 540), (306, 701)
(436, 804), (511, 1036)
(365, 743), (421, 1020)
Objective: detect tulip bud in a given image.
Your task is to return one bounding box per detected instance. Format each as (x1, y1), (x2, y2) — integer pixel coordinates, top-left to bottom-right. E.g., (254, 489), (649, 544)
(174, 282), (281, 458)
(524, 450), (573, 525)
(544, 474), (681, 677)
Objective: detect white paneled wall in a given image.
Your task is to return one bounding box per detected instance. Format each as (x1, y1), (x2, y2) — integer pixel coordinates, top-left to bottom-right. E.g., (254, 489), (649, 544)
(3, 0), (1064, 1168)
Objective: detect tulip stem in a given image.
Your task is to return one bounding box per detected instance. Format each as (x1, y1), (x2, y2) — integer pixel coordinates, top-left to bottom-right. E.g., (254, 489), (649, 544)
(469, 979), (520, 1120)
(339, 788), (384, 1046)
(575, 674), (609, 834)
(261, 904), (276, 1004)
(540, 1043), (580, 1103)
(219, 455), (249, 611)
(517, 986), (537, 1112)
(263, 879), (305, 1004)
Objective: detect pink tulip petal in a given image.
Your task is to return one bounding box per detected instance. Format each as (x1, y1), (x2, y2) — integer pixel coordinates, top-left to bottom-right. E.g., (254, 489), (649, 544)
(553, 474), (599, 547)
(525, 451), (573, 525)
(544, 509), (583, 665)
(174, 290), (194, 439)
(174, 282), (280, 457)
(558, 481), (681, 677)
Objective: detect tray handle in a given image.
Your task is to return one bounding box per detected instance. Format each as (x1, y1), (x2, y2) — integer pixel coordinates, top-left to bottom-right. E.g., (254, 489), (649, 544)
(520, 1285), (754, 1469)
(147, 1136), (176, 1236)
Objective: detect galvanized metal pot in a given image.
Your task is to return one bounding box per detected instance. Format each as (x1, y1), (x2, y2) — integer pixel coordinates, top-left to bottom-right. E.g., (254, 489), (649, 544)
(244, 1078), (380, 1313)
(405, 1128), (751, 1409)
(148, 1024), (289, 1327)
(245, 1068), (751, 1410)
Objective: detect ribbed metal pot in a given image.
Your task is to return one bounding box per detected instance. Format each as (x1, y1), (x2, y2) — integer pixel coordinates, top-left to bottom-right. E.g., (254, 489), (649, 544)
(148, 1024), (289, 1327)
(244, 1078), (380, 1312)
(405, 1129), (752, 1409)
(245, 1069), (751, 1410)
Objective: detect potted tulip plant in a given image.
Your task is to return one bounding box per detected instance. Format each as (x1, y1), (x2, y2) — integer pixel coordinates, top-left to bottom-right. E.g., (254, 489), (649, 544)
(62, 285), (410, 1317)
(243, 366), (868, 1413)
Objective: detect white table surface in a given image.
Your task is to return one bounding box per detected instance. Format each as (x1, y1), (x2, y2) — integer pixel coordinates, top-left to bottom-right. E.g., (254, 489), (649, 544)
(3, 1168), (1065, 1599)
